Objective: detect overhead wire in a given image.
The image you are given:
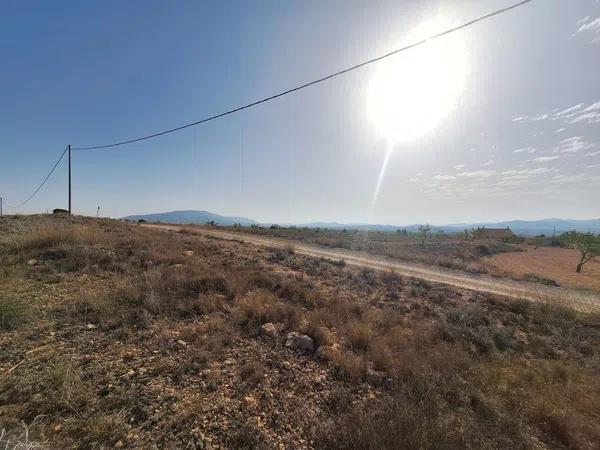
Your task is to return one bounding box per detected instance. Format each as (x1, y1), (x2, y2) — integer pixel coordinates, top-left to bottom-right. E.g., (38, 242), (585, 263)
(72, 0), (532, 151)
(5, 0), (533, 208)
(4, 146), (69, 208)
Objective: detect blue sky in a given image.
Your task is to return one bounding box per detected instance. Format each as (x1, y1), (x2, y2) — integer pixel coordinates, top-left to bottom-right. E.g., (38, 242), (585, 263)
(1, 0), (599, 224)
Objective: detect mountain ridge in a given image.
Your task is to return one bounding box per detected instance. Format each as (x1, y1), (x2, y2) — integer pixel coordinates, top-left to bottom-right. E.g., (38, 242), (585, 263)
(121, 210), (600, 236)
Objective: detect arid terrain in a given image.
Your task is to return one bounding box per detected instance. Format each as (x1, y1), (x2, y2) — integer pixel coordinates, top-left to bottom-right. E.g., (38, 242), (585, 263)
(147, 224), (600, 313)
(1, 215), (599, 449)
(483, 246), (600, 292)
(224, 225), (517, 273)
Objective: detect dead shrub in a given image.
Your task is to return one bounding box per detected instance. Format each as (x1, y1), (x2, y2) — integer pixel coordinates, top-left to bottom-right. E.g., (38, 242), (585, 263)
(76, 279), (148, 328)
(368, 339), (395, 373)
(178, 226), (198, 235)
(154, 266), (231, 300)
(277, 280), (314, 308)
(323, 387), (352, 415)
(232, 270), (280, 295)
(187, 293), (227, 316)
(234, 290), (299, 333)
(331, 350), (368, 382)
(227, 421), (267, 450)
(180, 316), (235, 352)
(206, 367), (222, 391)
(315, 394), (466, 450)
(239, 361), (265, 388)
(302, 318), (334, 348)
(345, 322), (373, 353)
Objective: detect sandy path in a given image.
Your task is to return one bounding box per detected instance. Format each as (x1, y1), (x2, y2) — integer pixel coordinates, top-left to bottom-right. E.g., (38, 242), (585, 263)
(142, 224), (600, 312)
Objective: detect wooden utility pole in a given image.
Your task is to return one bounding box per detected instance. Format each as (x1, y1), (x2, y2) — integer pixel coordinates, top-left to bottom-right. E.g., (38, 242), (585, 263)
(68, 145), (71, 214)
(0, 197), (3, 217)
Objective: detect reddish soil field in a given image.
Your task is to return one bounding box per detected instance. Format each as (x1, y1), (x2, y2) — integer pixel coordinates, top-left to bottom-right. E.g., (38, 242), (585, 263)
(483, 246), (600, 292)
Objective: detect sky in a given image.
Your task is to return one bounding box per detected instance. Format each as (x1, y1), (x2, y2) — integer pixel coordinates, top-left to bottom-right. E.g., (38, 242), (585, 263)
(1, 0), (600, 225)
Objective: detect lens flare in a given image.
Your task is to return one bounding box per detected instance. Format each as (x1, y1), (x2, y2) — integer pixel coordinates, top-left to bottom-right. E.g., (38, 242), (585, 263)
(367, 17), (468, 144)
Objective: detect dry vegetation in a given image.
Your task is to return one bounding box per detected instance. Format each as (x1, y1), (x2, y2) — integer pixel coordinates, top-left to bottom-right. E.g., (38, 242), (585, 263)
(226, 225), (518, 274)
(1, 215), (599, 449)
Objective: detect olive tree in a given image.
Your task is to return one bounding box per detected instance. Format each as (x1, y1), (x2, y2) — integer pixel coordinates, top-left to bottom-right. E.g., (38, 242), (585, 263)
(560, 231), (600, 273)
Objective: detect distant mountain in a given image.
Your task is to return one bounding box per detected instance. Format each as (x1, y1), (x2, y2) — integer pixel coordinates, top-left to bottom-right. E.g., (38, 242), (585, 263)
(299, 222), (405, 232)
(298, 219), (600, 236)
(121, 211), (600, 236)
(122, 210), (258, 226)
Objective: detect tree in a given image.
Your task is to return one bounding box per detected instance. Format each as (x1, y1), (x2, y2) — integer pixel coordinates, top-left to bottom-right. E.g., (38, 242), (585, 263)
(418, 224), (431, 246)
(560, 231), (600, 273)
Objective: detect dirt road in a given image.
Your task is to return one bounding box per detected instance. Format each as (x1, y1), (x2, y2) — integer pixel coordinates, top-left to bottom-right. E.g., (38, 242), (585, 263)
(143, 224), (600, 312)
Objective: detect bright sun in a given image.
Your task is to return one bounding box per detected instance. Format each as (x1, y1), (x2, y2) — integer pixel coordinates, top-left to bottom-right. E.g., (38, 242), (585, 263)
(367, 18), (469, 143)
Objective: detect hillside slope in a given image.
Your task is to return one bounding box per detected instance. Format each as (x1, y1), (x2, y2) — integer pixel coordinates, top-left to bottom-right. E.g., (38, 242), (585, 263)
(0, 215), (599, 448)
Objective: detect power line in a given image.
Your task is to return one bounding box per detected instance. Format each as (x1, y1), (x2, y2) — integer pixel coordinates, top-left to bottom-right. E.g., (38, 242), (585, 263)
(73, 0), (532, 151)
(5, 0), (533, 210)
(4, 146), (69, 208)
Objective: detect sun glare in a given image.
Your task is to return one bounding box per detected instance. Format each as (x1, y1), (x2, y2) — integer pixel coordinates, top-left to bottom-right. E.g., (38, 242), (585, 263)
(367, 18), (468, 144)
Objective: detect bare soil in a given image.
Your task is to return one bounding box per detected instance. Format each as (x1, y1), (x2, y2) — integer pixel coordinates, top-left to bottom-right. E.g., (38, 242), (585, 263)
(483, 246), (600, 293)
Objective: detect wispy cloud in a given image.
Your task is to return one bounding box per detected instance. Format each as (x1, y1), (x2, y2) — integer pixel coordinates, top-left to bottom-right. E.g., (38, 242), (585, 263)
(513, 100), (600, 125)
(513, 146), (535, 154)
(550, 173), (588, 184)
(554, 128), (566, 134)
(433, 174), (456, 181)
(457, 170), (495, 178)
(576, 16), (591, 26)
(533, 156), (561, 162)
(551, 136), (594, 154)
(586, 150), (600, 157)
(481, 160), (494, 167)
(573, 16), (600, 43)
(501, 167), (555, 176)
(453, 164), (466, 170)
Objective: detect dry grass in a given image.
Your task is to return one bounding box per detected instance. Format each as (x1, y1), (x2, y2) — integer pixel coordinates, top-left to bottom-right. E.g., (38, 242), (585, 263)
(234, 290), (300, 333)
(0, 296), (30, 331)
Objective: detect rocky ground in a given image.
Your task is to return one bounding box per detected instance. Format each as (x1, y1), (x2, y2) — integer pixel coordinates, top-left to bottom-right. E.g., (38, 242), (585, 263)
(0, 215), (599, 449)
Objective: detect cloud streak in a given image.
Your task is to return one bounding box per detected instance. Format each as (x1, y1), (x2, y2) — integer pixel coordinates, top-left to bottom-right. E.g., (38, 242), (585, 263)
(513, 100), (600, 125)
(533, 156), (561, 162)
(551, 136), (594, 154)
(573, 16), (600, 43)
(457, 170), (495, 178)
(513, 146), (535, 154)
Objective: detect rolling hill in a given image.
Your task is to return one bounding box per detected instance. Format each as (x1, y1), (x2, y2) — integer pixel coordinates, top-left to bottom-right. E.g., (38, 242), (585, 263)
(122, 210), (257, 226)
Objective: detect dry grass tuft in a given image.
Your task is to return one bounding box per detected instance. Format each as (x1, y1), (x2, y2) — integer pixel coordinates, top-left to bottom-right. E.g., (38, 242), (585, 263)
(0, 295), (30, 330)
(234, 290), (299, 333)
